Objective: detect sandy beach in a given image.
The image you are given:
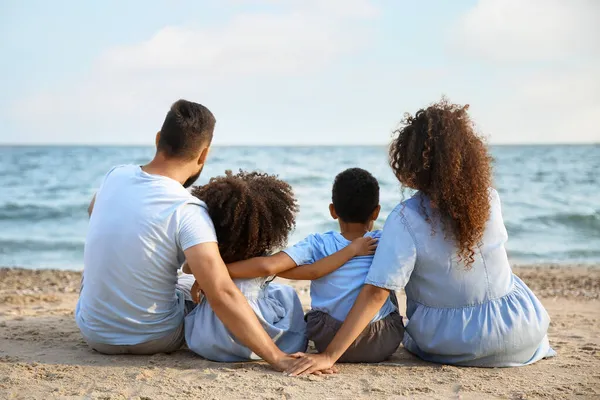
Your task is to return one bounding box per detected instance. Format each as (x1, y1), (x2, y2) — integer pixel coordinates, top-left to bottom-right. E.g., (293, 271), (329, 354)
(0, 265), (598, 400)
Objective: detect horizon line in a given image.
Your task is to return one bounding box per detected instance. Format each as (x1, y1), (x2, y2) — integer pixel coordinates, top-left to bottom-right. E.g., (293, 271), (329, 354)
(0, 141), (598, 147)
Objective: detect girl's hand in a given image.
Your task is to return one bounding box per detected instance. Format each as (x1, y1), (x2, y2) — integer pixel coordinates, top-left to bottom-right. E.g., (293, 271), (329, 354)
(191, 280), (203, 303)
(286, 353), (337, 376)
(348, 236), (378, 257)
(182, 261), (192, 274)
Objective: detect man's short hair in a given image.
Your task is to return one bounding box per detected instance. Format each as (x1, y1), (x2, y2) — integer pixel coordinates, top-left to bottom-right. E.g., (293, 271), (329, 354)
(158, 99), (216, 160)
(332, 168), (380, 223)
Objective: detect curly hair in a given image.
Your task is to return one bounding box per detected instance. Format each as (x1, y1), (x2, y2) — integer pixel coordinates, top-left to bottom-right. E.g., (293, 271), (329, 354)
(389, 98), (493, 267)
(191, 170), (298, 264)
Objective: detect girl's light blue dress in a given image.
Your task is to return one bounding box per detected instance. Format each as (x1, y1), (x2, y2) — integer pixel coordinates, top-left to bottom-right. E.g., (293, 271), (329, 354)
(365, 189), (556, 367)
(183, 277), (308, 362)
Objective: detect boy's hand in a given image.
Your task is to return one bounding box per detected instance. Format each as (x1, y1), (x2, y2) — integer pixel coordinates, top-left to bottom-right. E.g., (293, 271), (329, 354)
(348, 236), (378, 257)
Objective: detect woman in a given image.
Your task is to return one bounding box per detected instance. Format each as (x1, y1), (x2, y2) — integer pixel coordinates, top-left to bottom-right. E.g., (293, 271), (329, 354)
(287, 99), (556, 374)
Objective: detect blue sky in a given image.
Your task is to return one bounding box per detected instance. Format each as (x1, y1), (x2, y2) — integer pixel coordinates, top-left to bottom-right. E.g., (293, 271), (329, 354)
(1, 0), (598, 145)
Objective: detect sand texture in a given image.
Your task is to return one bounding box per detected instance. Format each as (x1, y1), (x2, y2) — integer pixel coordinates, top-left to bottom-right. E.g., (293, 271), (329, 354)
(0, 265), (599, 399)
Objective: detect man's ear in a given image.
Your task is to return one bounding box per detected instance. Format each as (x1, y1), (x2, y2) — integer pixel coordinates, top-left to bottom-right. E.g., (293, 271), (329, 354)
(371, 205), (381, 221)
(198, 145), (210, 165)
(329, 203), (338, 220)
(155, 132), (161, 148)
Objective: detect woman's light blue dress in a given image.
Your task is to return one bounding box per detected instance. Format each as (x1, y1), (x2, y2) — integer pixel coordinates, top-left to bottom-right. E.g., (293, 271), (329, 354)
(365, 189), (556, 367)
(183, 277), (308, 362)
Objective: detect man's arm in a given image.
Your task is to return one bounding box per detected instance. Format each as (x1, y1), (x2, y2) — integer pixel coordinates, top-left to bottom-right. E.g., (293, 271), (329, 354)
(184, 242), (296, 371)
(88, 194), (96, 217)
(278, 237), (378, 280)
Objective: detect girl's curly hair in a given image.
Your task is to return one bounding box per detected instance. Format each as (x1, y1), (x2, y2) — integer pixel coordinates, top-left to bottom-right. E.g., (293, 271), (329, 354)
(192, 170), (298, 264)
(389, 98), (493, 267)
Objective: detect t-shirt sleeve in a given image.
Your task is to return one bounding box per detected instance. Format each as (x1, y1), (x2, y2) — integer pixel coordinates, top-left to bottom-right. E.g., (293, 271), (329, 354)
(177, 203), (218, 252)
(282, 235), (318, 266)
(365, 209), (417, 291)
(97, 165), (129, 192)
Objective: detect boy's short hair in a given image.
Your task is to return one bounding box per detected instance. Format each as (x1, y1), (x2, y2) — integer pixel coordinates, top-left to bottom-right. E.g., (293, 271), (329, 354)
(332, 168), (380, 223)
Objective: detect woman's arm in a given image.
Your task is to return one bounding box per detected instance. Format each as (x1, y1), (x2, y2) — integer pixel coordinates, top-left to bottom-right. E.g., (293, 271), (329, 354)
(286, 284), (390, 375)
(277, 237), (377, 280)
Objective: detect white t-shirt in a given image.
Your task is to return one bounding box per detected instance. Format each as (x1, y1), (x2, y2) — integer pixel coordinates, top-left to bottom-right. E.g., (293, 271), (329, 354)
(75, 165), (216, 345)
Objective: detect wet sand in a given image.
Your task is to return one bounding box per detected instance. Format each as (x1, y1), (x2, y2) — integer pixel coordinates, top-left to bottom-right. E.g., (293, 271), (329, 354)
(0, 265), (599, 399)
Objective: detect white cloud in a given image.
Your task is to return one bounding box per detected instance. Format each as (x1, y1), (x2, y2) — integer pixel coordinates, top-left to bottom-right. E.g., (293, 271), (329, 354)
(11, 0), (377, 143)
(455, 0), (600, 62)
(452, 0), (600, 143)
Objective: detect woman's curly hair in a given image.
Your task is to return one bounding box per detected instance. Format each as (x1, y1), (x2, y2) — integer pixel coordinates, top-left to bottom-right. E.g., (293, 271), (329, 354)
(192, 170), (298, 264)
(389, 98), (493, 267)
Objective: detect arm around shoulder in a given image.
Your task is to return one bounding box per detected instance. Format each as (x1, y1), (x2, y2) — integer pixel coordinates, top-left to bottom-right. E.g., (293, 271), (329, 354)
(278, 236), (378, 280)
(226, 252), (298, 279)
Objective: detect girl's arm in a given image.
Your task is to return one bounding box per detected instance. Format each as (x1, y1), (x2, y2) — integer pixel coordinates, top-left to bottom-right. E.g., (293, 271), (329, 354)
(184, 253), (299, 279)
(226, 252), (297, 279)
(277, 237), (377, 280)
(226, 236), (377, 279)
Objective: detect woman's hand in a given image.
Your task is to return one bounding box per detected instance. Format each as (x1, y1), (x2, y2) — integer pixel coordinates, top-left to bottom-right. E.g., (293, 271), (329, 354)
(285, 353), (337, 376)
(348, 236), (378, 257)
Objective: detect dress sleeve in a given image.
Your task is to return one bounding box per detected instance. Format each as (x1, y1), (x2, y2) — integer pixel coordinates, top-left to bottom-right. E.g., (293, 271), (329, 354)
(364, 209), (417, 291)
(282, 235), (318, 266)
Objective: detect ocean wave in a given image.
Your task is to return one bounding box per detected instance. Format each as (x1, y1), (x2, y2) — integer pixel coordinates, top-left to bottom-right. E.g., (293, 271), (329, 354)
(522, 211), (600, 236)
(287, 175), (330, 185)
(0, 238), (83, 253)
(508, 248), (600, 262)
(0, 203), (87, 221)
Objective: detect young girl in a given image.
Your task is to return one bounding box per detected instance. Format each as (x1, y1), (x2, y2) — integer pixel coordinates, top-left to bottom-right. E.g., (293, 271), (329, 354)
(286, 99), (556, 375)
(180, 170), (375, 362)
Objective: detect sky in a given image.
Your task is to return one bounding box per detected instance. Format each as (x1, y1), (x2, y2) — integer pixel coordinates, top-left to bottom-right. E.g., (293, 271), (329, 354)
(1, 0), (599, 145)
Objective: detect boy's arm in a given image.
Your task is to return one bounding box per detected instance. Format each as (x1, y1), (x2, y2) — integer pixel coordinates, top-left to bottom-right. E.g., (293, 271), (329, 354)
(278, 236), (377, 280)
(226, 252), (298, 279)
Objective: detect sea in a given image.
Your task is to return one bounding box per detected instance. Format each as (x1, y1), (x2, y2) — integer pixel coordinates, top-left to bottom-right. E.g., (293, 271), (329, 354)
(0, 145), (598, 270)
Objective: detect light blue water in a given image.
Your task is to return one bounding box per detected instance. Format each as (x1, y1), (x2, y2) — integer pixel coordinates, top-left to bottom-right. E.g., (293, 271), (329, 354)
(0, 145), (598, 270)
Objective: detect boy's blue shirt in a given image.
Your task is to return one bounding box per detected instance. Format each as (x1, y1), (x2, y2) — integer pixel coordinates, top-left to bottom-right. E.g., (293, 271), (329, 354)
(283, 230), (397, 322)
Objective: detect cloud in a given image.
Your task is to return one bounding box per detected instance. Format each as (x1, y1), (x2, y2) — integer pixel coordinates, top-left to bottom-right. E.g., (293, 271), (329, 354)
(452, 0), (600, 143)
(454, 0), (600, 62)
(10, 0), (377, 143)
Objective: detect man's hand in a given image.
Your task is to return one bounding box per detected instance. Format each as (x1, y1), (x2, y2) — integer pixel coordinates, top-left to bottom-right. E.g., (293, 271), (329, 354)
(285, 353), (337, 376)
(268, 354), (334, 373)
(348, 236), (378, 256)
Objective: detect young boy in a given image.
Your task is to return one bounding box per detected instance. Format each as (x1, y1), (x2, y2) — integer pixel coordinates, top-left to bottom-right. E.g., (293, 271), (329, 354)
(224, 168), (404, 362)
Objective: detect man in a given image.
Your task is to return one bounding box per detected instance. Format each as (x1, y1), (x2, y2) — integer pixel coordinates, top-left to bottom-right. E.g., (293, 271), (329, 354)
(76, 100), (297, 371)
